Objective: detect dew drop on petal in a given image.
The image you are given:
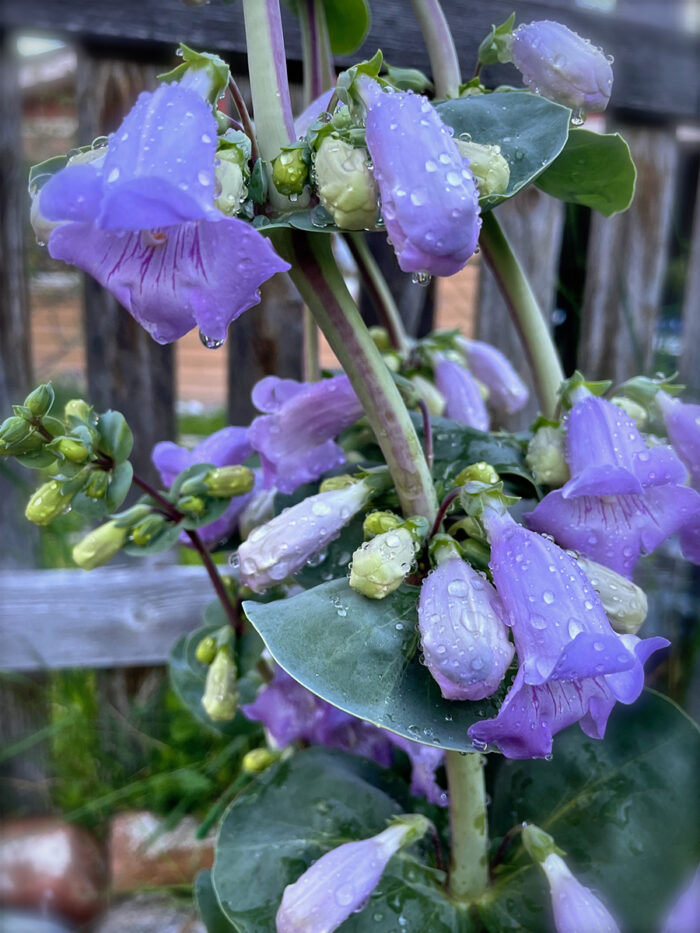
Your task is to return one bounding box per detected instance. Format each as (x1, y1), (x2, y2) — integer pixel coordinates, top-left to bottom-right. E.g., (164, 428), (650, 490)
(199, 331), (226, 349)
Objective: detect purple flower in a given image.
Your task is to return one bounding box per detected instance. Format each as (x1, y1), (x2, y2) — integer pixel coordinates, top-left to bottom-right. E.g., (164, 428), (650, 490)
(361, 78), (481, 277)
(662, 866), (700, 933)
(237, 482), (370, 591)
(39, 83), (288, 344)
(433, 356), (489, 431)
(526, 395), (698, 578)
(387, 734), (447, 806)
(467, 512), (668, 758)
(657, 392), (700, 491)
(456, 337), (529, 415)
(247, 375), (363, 494)
(510, 21), (614, 113)
(152, 427), (256, 547)
(539, 852), (621, 933)
(295, 89), (334, 138)
(418, 557), (513, 700)
(276, 816), (428, 933)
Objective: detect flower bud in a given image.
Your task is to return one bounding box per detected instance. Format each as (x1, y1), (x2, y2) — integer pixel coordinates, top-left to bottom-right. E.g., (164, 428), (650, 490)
(25, 480), (73, 525)
(368, 326), (391, 352)
(24, 384), (54, 418)
(454, 139), (510, 198)
(272, 148), (309, 197)
(522, 824), (561, 863)
(349, 527), (416, 599)
(362, 510), (402, 539)
(204, 465), (255, 498)
(455, 461), (500, 487)
(0, 416), (33, 448)
(526, 425), (569, 486)
(55, 437), (91, 464)
(84, 470), (110, 500)
(242, 747), (280, 774)
(130, 513), (168, 547)
(195, 635), (218, 665)
(410, 375), (446, 417)
(177, 495), (206, 516)
(214, 154), (246, 216)
(535, 848), (621, 933)
(574, 555), (648, 635)
(610, 395), (648, 428)
(202, 646), (238, 722)
(314, 137), (379, 230)
(64, 399), (92, 422)
(318, 475), (359, 493)
(72, 520), (128, 570)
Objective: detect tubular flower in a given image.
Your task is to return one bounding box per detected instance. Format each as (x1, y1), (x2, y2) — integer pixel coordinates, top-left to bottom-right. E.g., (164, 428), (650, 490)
(37, 83), (288, 344)
(361, 78), (481, 277)
(248, 375), (363, 494)
(509, 21), (613, 113)
(526, 394), (698, 578)
(657, 391), (700, 490)
(433, 355), (489, 431)
(662, 866), (700, 933)
(540, 853), (621, 933)
(456, 337), (529, 415)
(418, 557), (513, 700)
(467, 511), (668, 759)
(237, 482), (371, 592)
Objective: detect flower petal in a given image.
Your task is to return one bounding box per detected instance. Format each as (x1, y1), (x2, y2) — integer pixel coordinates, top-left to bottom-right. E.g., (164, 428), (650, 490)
(541, 853), (621, 933)
(658, 393), (700, 490)
(458, 338), (529, 414)
(39, 162), (104, 224)
(434, 357), (489, 431)
(152, 441), (192, 487)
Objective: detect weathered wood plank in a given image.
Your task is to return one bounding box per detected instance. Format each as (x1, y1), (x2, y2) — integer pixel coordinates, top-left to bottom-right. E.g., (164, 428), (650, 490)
(679, 172), (700, 401)
(0, 565), (215, 671)
(476, 187), (565, 428)
(1, 0), (697, 119)
(578, 126), (678, 384)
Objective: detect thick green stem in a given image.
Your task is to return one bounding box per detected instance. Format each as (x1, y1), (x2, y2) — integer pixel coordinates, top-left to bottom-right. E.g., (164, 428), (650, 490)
(408, 0), (461, 98)
(298, 0), (334, 106)
(302, 305), (320, 381)
(479, 211), (564, 419)
(445, 751), (489, 901)
(345, 233), (410, 354)
(274, 228), (437, 521)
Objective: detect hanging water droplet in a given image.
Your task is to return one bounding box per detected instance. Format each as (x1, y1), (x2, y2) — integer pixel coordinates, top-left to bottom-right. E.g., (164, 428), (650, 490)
(199, 331), (226, 349)
(411, 270), (432, 287)
(571, 109), (585, 126)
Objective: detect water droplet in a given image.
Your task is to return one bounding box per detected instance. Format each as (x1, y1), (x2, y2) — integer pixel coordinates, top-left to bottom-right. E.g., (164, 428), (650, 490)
(571, 109), (585, 126)
(411, 271), (432, 287)
(199, 331), (226, 349)
(198, 170), (211, 186)
(542, 590), (555, 605)
(107, 167), (120, 183)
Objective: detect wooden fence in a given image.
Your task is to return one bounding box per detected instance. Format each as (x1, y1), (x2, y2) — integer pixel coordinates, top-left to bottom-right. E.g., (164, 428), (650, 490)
(0, 0), (698, 806)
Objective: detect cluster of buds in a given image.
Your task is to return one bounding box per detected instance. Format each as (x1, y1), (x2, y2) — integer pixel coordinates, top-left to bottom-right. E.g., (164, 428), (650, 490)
(196, 629), (239, 723)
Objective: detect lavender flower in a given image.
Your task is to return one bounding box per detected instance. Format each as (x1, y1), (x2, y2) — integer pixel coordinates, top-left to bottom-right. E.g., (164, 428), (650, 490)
(237, 481), (371, 591)
(361, 78), (481, 277)
(456, 337), (529, 415)
(433, 355), (489, 431)
(276, 815), (429, 933)
(540, 852), (621, 933)
(418, 557), (513, 700)
(657, 392), (700, 490)
(467, 512), (668, 758)
(662, 866), (700, 933)
(38, 83), (288, 344)
(248, 375), (363, 494)
(509, 21), (614, 113)
(526, 394), (698, 578)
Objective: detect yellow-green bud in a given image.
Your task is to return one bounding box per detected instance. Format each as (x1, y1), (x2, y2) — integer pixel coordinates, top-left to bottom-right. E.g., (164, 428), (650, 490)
(368, 327), (392, 352)
(363, 510), (402, 539)
(56, 437), (90, 464)
(318, 475), (358, 493)
(204, 465), (255, 498)
(0, 416), (32, 448)
(575, 555), (648, 635)
(24, 384), (54, 418)
(454, 139), (510, 198)
(64, 399), (92, 422)
(610, 395), (648, 429)
(272, 148), (309, 197)
(383, 351), (402, 373)
(349, 527), (417, 599)
(522, 824), (563, 863)
(25, 480), (73, 525)
(242, 747), (280, 774)
(314, 137), (379, 230)
(177, 495), (206, 515)
(84, 470), (110, 500)
(195, 635), (218, 665)
(455, 462), (500, 487)
(526, 426), (569, 487)
(72, 520), (128, 570)
(130, 513), (168, 547)
(411, 375), (446, 417)
(214, 154), (246, 216)
(202, 647), (238, 722)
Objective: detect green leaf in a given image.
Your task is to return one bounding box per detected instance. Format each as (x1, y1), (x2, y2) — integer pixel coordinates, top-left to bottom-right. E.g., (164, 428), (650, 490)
(478, 13), (516, 66)
(481, 692), (700, 933)
(212, 747), (467, 933)
(243, 579), (506, 752)
(105, 460), (133, 512)
(195, 870), (237, 933)
(435, 92), (571, 209)
(324, 0), (371, 56)
(535, 129), (637, 216)
(96, 410), (133, 462)
(385, 63), (433, 94)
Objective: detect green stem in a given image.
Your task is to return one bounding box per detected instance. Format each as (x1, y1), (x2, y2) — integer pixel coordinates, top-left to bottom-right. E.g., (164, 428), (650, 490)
(479, 211), (564, 419)
(302, 305), (320, 381)
(274, 228), (438, 521)
(445, 751), (489, 901)
(345, 233), (410, 353)
(298, 0), (335, 106)
(408, 0), (461, 98)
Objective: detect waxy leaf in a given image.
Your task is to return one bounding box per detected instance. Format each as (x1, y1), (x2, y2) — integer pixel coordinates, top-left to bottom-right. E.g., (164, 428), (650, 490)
(324, 0), (371, 56)
(535, 129), (637, 216)
(436, 92), (571, 209)
(195, 870), (236, 933)
(243, 579), (506, 751)
(212, 747), (469, 933)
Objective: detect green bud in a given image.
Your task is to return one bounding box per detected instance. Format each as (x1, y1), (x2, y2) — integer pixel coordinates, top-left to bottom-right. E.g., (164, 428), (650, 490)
(429, 533), (462, 566)
(242, 747), (280, 774)
(363, 510), (402, 539)
(455, 462), (500, 487)
(314, 137), (379, 230)
(610, 395), (648, 428)
(84, 470), (110, 500)
(204, 465), (255, 498)
(55, 437), (91, 464)
(349, 527), (417, 599)
(0, 416), (33, 448)
(195, 635), (218, 665)
(202, 647), (238, 722)
(272, 147), (309, 196)
(526, 426), (569, 487)
(25, 480), (73, 525)
(411, 375), (446, 417)
(575, 554), (648, 635)
(72, 520), (128, 570)
(214, 154), (246, 216)
(455, 139), (510, 198)
(522, 823), (565, 863)
(318, 475), (358, 493)
(368, 326), (392, 352)
(131, 513), (168, 547)
(386, 813), (431, 848)
(64, 399), (92, 422)
(383, 351), (401, 373)
(24, 384), (54, 418)
(177, 495), (206, 515)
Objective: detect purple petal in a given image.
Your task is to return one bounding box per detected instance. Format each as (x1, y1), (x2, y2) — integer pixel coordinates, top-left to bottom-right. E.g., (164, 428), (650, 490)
(252, 376), (309, 414)
(195, 489), (256, 549)
(97, 84), (220, 230)
(242, 667), (328, 747)
(387, 734), (447, 806)
(680, 516), (700, 565)
(541, 853), (621, 933)
(363, 81), (481, 277)
(433, 357), (489, 430)
(294, 90), (334, 138)
(526, 485), (700, 578)
(194, 426), (253, 466)
(632, 445), (688, 488)
(152, 441), (192, 487)
(662, 866), (700, 933)
(511, 21), (613, 113)
(658, 393), (700, 490)
(39, 162), (104, 224)
(418, 558), (513, 700)
(458, 338), (529, 414)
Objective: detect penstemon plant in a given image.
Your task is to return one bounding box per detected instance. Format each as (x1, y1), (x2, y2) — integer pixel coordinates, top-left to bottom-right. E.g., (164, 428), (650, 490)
(6, 1), (700, 930)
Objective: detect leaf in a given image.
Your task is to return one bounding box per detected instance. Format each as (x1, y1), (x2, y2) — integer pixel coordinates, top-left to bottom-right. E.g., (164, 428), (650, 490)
(324, 0), (371, 56)
(535, 129), (637, 216)
(212, 747), (468, 933)
(195, 870), (237, 933)
(481, 691), (700, 932)
(435, 92), (571, 209)
(105, 461), (133, 512)
(243, 579), (506, 752)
